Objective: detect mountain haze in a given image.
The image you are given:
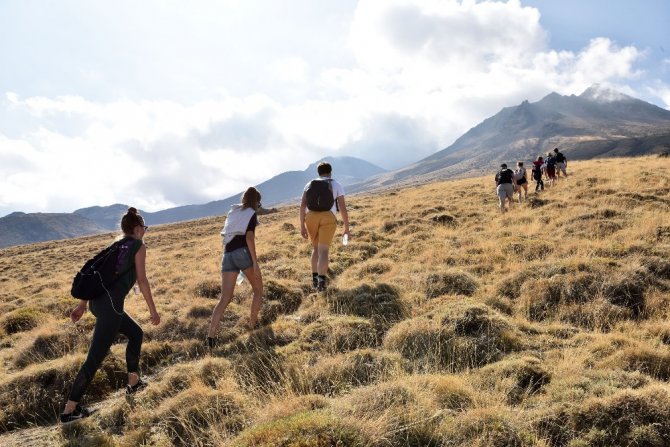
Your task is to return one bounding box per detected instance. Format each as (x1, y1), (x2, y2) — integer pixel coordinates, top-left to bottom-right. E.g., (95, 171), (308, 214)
(0, 212), (108, 248)
(0, 156), (385, 247)
(355, 84), (670, 190)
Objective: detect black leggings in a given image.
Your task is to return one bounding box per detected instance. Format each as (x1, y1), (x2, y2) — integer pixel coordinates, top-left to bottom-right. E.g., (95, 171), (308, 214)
(535, 178), (544, 191)
(68, 293), (143, 402)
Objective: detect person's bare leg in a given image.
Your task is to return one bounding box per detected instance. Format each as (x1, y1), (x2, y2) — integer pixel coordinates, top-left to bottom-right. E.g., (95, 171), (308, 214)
(208, 272), (237, 338)
(244, 266), (263, 328)
(316, 244), (330, 275)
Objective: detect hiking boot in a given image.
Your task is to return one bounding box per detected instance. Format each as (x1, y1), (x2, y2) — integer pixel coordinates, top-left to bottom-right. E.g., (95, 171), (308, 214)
(126, 378), (148, 395)
(312, 275), (319, 288)
(317, 277), (327, 292)
(60, 404), (92, 424)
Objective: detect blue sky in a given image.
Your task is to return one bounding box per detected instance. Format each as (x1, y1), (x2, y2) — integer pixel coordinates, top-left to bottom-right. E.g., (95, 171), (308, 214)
(1, 0), (668, 216)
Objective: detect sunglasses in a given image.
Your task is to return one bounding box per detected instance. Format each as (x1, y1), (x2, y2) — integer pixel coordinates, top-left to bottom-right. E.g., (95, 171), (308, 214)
(139, 225), (149, 231)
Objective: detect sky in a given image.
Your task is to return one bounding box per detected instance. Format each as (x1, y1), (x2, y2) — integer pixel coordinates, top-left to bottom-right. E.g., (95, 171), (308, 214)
(1, 0), (669, 217)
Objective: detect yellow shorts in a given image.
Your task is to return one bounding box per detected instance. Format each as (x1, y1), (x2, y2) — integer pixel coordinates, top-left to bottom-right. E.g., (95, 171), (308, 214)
(305, 211), (337, 246)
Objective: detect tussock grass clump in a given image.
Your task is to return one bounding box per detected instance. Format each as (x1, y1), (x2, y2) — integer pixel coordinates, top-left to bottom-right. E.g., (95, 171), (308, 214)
(306, 349), (404, 396)
(601, 269), (648, 316)
(297, 316), (380, 353)
(356, 259), (392, 278)
(145, 385), (249, 446)
(620, 345), (670, 380)
(384, 303), (519, 372)
(425, 270), (479, 298)
(2, 307), (42, 334)
(148, 314), (210, 342)
(439, 407), (538, 447)
(327, 283), (405, 324)
(519, 276), (581, 321)
(186, 304), (212, 319)
(0, 354), (126, 431)
(13, 329), (82, 368)
(340, 380), (444, 446)
(537, 386), (670, 447)
(480, 356), (551, 404)
(60, 419), (116, 446)
(231, 350), (293, 395)
(230, 410), (368, 447)
(142, 357), (233, 405)
(260, 280), (303, 325)
(413, 374), (475, 411)
(496, 270), (531, 299)
(193, 279), (220, 299)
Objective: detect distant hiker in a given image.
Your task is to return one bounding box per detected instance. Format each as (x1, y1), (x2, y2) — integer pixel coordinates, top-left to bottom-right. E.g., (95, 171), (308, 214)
(299, 161), (350, 292)
(61, 207), (160, 424)
(545, 152), (557, 186)
(495, 163), (516, 213)
(532, 156), (545, 192)
(514, 161), (528, 202)
(207, 187), (264, 348)
(553, 148), (568, 178)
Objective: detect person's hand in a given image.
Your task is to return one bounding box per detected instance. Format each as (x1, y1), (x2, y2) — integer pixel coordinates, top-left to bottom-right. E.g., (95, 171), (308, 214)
(150, 311), (160, 326)
(300, 226), (308, 239)
(70, 303), (86, 323)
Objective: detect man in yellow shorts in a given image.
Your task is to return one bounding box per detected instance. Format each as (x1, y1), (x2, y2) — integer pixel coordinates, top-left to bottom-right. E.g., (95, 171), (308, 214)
(299, 162), (350, 291)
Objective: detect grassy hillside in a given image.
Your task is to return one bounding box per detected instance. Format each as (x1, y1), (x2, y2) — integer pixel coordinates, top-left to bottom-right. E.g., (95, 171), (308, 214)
(1, 156), (669, 446)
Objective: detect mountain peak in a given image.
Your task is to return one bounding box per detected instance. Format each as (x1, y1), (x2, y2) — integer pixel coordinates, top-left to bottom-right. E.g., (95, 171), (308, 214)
(580, 84), (632, 103)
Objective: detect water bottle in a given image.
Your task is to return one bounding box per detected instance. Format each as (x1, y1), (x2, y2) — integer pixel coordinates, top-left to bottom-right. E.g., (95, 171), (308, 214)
(342, 234), (349, 246)
(236, 271), (246, 285)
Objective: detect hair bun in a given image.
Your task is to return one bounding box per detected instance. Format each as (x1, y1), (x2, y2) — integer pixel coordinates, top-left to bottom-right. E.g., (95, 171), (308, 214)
(127, 207), (138, 215)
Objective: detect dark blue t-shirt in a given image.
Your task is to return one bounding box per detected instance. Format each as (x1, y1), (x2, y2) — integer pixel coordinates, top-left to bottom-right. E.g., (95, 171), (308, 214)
(224, 213), (257, 253)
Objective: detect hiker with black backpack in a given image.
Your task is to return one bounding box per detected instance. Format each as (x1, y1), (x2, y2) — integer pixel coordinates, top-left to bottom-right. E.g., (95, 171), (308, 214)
(299, 161), (350, 292)
(553, 147), (568, 178)
(61, 207), (160, 424)
(495, 163), (516, 213)
(207, 187), (264, 349)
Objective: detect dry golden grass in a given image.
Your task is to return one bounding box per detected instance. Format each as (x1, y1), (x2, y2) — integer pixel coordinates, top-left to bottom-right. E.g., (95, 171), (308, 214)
(1, 155), (670, 446)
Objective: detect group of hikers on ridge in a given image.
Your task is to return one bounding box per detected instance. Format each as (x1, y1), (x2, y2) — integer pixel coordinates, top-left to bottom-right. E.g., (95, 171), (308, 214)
(60, 161), (349, 424)
(495, 147), (568, 213)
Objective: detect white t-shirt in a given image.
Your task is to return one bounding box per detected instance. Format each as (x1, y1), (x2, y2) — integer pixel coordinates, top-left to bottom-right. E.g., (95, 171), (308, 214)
(303, 177), (345, 215)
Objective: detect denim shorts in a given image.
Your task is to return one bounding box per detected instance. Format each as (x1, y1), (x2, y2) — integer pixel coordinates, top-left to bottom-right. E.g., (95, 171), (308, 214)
(221, 247), (253, 272)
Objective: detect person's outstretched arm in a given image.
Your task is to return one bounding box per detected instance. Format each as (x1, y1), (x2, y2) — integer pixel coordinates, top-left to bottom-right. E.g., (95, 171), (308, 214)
(135, 245), (160, 325)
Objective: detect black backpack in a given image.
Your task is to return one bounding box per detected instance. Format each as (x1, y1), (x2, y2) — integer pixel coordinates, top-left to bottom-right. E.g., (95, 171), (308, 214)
(71, 237), (137, 300)
(555, 152), (566, 163)
(305, 179), (336, 211)
(496, 169), (513, 185)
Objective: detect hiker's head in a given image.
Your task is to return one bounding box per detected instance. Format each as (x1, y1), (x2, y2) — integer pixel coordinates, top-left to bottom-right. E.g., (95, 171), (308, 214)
(317, 162), (332, 177)
(537, 156), (544, 162)
(121, 207), (146, 236)
(553, 148), (559, 153)
(241, 187), (262, 210)
(517, 161), (523, 167)
(500, 163), (507, 169)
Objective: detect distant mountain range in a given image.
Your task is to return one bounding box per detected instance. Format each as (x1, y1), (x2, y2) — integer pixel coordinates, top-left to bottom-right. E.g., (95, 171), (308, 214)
(2, 85), (669, 248)
(350, 84), (670, 190)
(0, 156), (385, 248)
